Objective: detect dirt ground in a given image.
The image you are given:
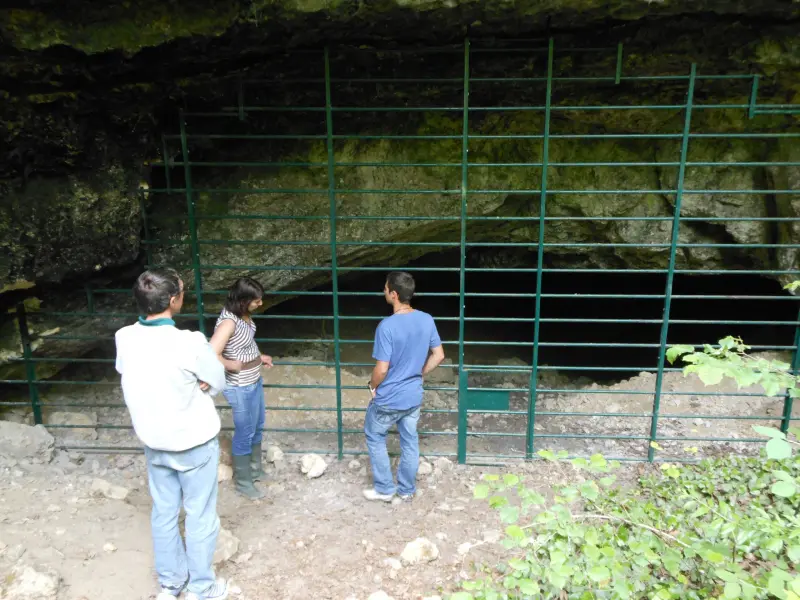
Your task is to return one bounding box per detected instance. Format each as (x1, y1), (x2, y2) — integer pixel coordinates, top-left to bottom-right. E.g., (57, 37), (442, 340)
(0, 442), (608, 600)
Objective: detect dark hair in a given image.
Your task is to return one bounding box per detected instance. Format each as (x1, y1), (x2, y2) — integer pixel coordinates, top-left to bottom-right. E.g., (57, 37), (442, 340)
(386, 271), (415, 304)
(224, 277), (264, 317)
(133, 268), (182, 315)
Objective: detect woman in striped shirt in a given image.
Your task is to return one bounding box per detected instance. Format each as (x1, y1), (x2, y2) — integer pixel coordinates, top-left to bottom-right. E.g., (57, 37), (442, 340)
(210, 277), (273, 499)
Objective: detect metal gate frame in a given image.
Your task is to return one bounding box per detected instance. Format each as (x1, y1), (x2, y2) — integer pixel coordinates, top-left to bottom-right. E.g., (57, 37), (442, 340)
(4, 39), (800, 463)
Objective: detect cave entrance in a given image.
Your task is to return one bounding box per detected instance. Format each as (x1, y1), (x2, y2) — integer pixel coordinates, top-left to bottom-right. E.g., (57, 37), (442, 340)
(8, 39), (797, 463)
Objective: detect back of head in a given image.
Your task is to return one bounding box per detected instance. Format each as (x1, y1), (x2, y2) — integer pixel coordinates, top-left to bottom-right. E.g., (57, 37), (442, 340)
(224, 277), (265, 317)
(133, 268), (181, 316)
(387, 271), (415, 304)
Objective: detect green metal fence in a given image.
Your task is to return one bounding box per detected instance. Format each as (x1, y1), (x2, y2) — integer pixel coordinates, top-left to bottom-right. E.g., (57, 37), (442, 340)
(2, 39), (800, 463)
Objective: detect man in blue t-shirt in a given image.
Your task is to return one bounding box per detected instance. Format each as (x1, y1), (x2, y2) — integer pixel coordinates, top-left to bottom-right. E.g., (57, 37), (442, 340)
(364, 271), (445, 503)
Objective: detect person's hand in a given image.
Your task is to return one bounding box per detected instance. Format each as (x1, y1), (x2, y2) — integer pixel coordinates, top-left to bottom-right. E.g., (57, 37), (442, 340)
(261, 355), (274, 368)
(228, 360), (243, 373)
(370, 386), (376, 399)
(199, 381), (210, 391)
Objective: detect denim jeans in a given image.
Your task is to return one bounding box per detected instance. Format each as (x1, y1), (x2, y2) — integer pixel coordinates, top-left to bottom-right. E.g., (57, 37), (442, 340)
(223, 377), (265, 456)
(364, 402), (421, 496)
(144, 437), (220, 597)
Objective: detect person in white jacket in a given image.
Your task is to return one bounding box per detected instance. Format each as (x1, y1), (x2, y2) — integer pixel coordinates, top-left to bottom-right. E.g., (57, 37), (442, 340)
(115, 268), (228, 600)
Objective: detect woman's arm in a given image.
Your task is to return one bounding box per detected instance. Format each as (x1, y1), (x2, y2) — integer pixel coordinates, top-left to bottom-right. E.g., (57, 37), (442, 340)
(209, 320), (243, 372)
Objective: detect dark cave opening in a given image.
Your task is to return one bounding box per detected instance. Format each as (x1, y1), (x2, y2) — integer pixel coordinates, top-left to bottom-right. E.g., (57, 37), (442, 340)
(261, 249), (798, 383)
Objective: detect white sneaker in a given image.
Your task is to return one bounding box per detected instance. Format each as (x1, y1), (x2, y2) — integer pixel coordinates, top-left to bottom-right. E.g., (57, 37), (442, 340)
(363, 489), (395, 502)
(186, 578), (228, 600)
(157, 580), (187, 599)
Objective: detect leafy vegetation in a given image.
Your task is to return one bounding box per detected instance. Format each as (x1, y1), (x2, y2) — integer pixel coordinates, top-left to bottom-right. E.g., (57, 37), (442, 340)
(452, 286), (800, 599)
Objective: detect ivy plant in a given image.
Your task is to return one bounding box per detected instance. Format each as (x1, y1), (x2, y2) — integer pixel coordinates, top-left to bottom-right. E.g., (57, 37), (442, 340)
(451, 281), (800, 599)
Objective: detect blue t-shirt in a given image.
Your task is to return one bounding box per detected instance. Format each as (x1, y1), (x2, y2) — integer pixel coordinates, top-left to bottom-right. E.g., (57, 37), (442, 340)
(372, 310), (442, 410)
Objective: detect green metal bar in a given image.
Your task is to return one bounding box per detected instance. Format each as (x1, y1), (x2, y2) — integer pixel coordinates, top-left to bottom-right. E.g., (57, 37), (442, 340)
(748, 75), (759, 120)
(527, 38), (554, 460)
(139, 189), (153, 265)
(85, 285), (95, 314)
(781, 307), (800, 433)
(615, 43), (623, 84)
(648, 64), (697, 462)
(324, 47), (345, 461)
(457, 38), (470, 465)
(16, 303), (42, 425)
(179, 110), (205, 334)
(161, 136), (172, 193)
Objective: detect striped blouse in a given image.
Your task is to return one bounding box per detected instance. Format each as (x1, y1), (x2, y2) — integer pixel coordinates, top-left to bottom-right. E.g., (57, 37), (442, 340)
(215, 308), (262, 386)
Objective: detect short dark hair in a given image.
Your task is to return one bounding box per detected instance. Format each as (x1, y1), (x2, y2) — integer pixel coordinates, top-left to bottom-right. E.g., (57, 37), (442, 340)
(133, 268), (182, 315)
(387, 271), (415, 304)
(224, 277), (264, 317)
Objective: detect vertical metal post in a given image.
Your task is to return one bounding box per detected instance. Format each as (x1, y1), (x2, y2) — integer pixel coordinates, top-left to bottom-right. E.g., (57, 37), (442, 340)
(162, 135), (172, 193)
(615, 43), (623, 85)
(781, 311), (800, 433)
(324, 48), (344, 460)
(648, 64), (696, 462)
(179, 110), (206, 334)
(748, 75), (759, 120)
(456, 39), (471, 465)
(526, 38), (554, 460)
(139, 188), (153, 266)
(16, 303), (42, 425)
(85, 285), (95, 314)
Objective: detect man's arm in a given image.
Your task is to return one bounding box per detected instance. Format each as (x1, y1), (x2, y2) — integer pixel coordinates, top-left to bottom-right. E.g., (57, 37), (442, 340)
(193, 335), (226, 396)
(370, 361), (390, 394)
(370, 323), (392, 396)
(422, 320), (444, 376)
(422, 345), (445, 376)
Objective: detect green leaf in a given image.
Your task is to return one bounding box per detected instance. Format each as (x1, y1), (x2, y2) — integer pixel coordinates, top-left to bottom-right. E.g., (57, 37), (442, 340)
(474, 484), (490, 499)
(772, 480), (797, 498)
(724, 582), (742, 599)
(716, 570), (737, 582)
(766, 437), (792, 460)
(499, 506), (519, 524)
(753, 426), (786, 439)
(505, 525), (525, 541)
(588, 566), (610, 583)
(579, 481), (599, 500)
(503, 474), (520, 487)
(450, 593), (474, 600)
(667, 345), (695, 364)
(697, 365), (724, 385)
(518, 580), (539, 595)
(788, 546), (800, 563)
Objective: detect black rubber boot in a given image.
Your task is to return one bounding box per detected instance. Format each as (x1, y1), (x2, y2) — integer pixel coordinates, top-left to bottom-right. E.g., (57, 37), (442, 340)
(250, 442), (264, 481)
(232, 454), (264, 500)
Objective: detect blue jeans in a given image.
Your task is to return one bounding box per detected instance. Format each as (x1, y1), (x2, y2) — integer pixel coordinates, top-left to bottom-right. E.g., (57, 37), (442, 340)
(144, 437), (220, 597)
(223, 377), (265, 456)
(364, 402), (421, 496)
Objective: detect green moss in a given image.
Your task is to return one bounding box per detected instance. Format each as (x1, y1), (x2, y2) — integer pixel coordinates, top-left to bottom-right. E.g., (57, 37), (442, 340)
(1, 3), (239, 54)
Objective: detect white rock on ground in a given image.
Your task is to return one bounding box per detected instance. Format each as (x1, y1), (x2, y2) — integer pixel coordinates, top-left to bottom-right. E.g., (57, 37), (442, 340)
(400, 538), (440, 565)
(266, 446), (284, 462)
(300, 454), (327, 479)
(4, 564), (60, 599)
(348, 459), (361, 470)
(90, 478), (130, 501)
(213, 528), (240, 564)
(217, 464), (233, 483)
(434, 457), (453, 472)
(0, 422), (54, 463)
(43, 411), (98, 441)
(367, 592), (394, 600)
(457, 542), (472, 556)
(383, 558), (402, 571)
(417, 460), (433, 476)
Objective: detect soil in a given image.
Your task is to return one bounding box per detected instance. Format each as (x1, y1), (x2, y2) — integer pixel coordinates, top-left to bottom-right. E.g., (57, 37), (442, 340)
(0, 445), (618, 600)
